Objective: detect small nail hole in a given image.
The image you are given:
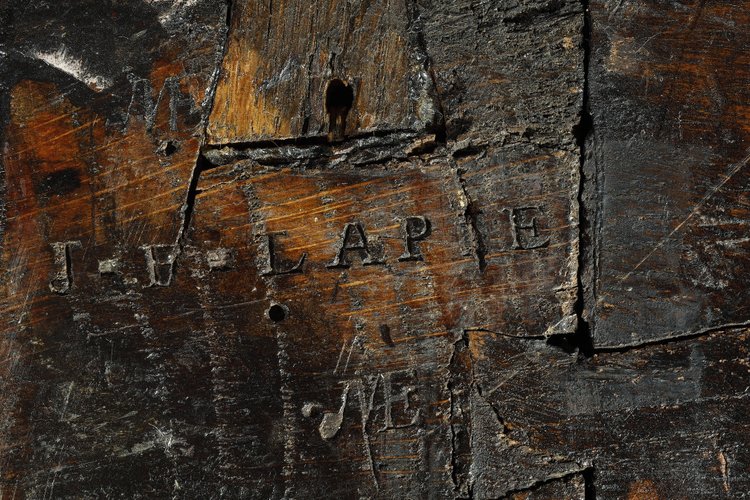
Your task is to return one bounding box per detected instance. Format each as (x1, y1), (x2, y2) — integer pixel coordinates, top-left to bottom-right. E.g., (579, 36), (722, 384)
(158, 140), (178, 156)
(267, 304), (288, 322)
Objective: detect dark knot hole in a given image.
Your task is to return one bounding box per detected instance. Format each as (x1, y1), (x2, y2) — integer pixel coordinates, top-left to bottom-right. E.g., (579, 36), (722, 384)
(325, 79), (354, 140)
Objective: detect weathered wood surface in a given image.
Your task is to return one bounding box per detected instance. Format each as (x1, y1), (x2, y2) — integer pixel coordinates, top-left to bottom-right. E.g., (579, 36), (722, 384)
(582, 0), (750, 348)
(207, 0), (441, 143)
(0, 0), (748, 498)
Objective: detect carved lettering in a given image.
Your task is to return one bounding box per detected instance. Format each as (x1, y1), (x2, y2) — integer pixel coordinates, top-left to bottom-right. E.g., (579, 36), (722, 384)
(260, 233), (306, 276)
(326, 222), (384, 268)
(381, 369), (420, 430)
(507, 206), (550, 250)
(49, 241), (82, 294)
(124, 75), (191, 133)
(398, 216), (431, 262)
(309, 377), (380, 486)
(141, 244), (178, 286)
(43, 209), (557, 292)
(309, 369), (420, 435)
(318, 383), (350, 440)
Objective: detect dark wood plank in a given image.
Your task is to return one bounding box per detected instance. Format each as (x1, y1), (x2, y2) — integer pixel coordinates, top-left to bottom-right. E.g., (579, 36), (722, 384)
(2, 0), (749, 498)
(473, 326), (750, 498)
(584, 0), (750, 347)
(0, 1), (228, 496)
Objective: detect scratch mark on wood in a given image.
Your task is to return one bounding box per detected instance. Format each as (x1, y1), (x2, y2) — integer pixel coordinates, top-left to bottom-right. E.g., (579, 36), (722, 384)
(620, 150), (750, 282)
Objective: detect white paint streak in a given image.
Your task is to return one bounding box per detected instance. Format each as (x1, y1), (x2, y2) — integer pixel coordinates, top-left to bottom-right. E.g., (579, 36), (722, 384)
(719, 450), (731, 493)
(33, 47), (113, 91)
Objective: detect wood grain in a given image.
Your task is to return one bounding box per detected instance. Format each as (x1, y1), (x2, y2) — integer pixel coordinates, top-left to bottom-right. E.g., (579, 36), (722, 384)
(1, 0), (749, 498)
(207, 0), (441, 144)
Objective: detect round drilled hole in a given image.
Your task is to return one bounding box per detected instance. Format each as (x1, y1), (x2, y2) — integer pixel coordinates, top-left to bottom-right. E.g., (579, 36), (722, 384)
(267, 304), (288, 323)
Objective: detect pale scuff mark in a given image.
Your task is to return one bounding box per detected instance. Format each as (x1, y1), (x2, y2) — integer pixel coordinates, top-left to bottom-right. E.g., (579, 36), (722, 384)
(318, 383), (350, 440)
(718, 450), (730, 493)
(32, 47), (113, 91)
(543, 314), (578, 338)
(145, 0), (201, 25)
